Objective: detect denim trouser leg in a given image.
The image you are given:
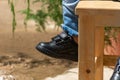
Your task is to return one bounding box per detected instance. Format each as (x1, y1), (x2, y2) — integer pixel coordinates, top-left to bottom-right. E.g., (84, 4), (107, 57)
(61, 0), (80, 36)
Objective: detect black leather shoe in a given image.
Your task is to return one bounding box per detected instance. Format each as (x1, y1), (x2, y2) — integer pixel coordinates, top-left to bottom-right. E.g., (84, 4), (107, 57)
(110, 57), (120, 80)
(36, 32), (78, 61)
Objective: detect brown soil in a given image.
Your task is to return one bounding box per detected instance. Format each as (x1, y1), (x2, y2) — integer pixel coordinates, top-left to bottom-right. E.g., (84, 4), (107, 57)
(0, 0), (77, 80)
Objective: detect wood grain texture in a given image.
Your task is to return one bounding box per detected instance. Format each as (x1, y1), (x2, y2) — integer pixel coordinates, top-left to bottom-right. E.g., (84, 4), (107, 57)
(76, 1), (120, 80)
(78, 15), (95, 80)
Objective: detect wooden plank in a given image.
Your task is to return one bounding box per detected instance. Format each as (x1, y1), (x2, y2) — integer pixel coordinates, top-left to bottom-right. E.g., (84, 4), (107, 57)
(95, 15), (120, 27)
(75, 1), (120, 27)
(79, 15), (95, 80)
(103, 55), (120, 66)
(76, 1), (120, 15)
(95, 27), (104, 80)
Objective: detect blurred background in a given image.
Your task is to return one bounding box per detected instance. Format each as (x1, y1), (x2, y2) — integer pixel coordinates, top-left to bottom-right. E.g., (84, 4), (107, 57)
(0, 0), (77, 80)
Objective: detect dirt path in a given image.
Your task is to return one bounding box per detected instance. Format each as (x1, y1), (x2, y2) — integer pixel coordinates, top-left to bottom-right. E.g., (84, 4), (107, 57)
(0, 0), (77, 80)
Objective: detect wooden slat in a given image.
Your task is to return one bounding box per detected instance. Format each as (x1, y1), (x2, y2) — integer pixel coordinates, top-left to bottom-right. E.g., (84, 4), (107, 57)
(75, 1), (120, 27)
(103, 55), (120, 66)
(95, 15), (120, 27)
(76, 1), (120, 15)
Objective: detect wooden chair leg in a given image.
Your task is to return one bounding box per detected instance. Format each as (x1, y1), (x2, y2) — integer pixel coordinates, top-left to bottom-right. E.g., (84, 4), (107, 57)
(79, 15), (95, 80)
(95, 27), (104, 80)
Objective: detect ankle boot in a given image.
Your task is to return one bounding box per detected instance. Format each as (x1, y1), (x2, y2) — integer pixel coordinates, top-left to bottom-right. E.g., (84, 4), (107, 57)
(110, 58), (120, 80)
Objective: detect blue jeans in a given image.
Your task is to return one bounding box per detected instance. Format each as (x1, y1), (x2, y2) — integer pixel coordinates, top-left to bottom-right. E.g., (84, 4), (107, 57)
(61, 0), (80, 36)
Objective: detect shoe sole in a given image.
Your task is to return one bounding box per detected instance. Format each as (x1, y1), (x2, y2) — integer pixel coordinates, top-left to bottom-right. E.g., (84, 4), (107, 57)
(36, 45), (78, 61)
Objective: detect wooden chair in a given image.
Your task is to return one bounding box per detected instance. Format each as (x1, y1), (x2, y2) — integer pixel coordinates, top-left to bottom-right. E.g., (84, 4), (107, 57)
(75, 1), (120, 80)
